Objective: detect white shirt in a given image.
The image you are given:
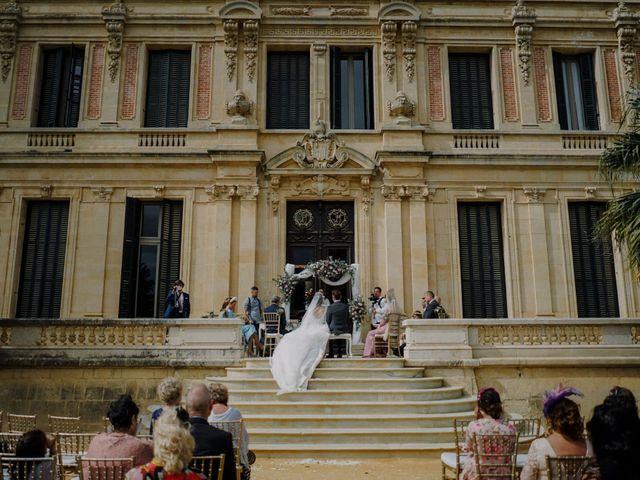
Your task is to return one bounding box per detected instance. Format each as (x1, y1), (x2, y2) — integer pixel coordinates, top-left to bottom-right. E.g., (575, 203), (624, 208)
(371, 297), (387, 326)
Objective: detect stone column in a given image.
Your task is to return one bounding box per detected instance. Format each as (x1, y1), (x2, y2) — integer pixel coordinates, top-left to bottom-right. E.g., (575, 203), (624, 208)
(311, 43), (328, 124)
(524, 188), (553, 316)
(382, 186), (405, 307)
(211, 186), (234, 300)
(408, 189), (429, 312)
(100, 2), (126, 125)
(237, 186), (258, 292)
(512, 1), (537, 127)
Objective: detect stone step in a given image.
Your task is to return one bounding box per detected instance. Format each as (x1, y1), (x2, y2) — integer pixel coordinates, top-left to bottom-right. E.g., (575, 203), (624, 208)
(232, 396), (475, 416)
(243, 412), (475, 429)
(249, 442), (454, 459)
(206, 376), (443, 390)
(243, 357), (406, 369)
(248, 427), (454, 445)
(224, 366), (426, 379)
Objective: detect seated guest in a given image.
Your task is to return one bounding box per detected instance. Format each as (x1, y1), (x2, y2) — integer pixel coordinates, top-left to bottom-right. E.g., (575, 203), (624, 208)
(208, 383), (252, 480)
(86, 394), (153, 468)
(462, 387), (516, 480)
(186, 383), (236, 480)
(150, 376), (183, 434)
(15, 430), (56, 480)
(264, 295), (287, 335)
(521, 385), (594, 480)
(587, 386), (640, 480)
(363, 289), (397, 358)
(125, 410), (205, 480)
(220, 296), (262, 357)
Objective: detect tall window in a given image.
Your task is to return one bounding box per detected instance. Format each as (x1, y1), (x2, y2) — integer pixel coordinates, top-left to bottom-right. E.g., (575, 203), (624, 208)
(16, 201), (69, 318)
(145, 50), (191, 128)
(568, 202), (619, 317)
(553, 53), (599, 131)
(449, 53), (494, 129)
(458, 202), (507, 318)
(37, 46), (84, 128)
(330, 47), (374, 130)
(266, 52), (310, 129)
(119, 199), (183, 318)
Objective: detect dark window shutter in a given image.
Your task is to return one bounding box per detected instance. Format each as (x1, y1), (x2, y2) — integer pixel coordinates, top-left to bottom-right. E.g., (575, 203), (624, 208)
(449, 53), (494, 130)
(156, 201), (183, 317)
(569, 202), (619, 317)
(145, 51), (167, 128)
(458, 202), (507, 318)
(330, 47), (341, 129)
(118, 198), (141, 318)
(38, 48), (65, 128)
(553, 52), (569, 130)
(579, 53), (599, 131)
(64, 45), (84, 127)
(363, 47), (374, 130)
(16, 201), (69, 318)
(166, 50), (191, 128)
(267, 52), (309, 129)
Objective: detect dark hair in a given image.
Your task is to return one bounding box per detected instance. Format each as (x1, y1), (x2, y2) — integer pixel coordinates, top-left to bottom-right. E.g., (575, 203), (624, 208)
(107, 394), (140, 431)
(15, 430), (47, 457)
(220, 297), (231, 311)
(548, 397), (584, 441)
(478, 388), (503, 420)
(373, 287), (382, 293)
(426, 290), (435, 298)
(251, 286), (259, 291)
(604, 386), (638, 417)
(174, 280), (184, 287)
(332, 289), (342, 300)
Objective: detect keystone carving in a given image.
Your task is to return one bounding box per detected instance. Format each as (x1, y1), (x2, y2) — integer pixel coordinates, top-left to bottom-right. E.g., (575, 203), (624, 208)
(225, 90), (253, 124)
(388, 91), (415, 125)
(293, 119), (349, 169)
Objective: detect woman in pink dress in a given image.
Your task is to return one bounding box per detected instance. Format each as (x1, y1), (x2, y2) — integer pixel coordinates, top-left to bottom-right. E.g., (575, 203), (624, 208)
(362, 289), (396, 358)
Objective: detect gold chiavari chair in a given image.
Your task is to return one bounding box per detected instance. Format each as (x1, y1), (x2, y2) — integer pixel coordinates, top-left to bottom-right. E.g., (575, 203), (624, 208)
(0, 432), (23, 454)
(1, 456), (57, 480)
(440, 418), (469, 480)
(472, 432), (519, 480)
(7, 414), (37, 433)
(508, 417), (543, 446)
(208, 420), (243, 469)
(47, 415), (81, 434)
(78, 457), (134, 480)
(56, 433), (97, 473)
(546, 455), (599, 480)
(0, 410), (4, 432)
(190, 455), (225, 480)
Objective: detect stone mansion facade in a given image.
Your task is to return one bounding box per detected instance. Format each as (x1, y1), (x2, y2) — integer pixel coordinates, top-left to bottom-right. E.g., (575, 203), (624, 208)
(0, 0), (639, 321)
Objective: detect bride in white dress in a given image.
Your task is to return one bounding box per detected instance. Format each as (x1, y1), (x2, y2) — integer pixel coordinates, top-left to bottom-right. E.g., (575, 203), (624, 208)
(270, 292), (330, 394)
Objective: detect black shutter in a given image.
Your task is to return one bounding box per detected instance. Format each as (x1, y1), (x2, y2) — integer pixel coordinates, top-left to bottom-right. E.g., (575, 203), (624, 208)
(330, 47), (341, 129)
(569, 202), (619, 317)
(267, 52), (309, 129)
(38, 48), (65, 128)
(579, 53), (599, 131)
(458, 202), (507, 318)
(118, 198), (141, 318)
(16, 201), (69, 318)
(449, 53), (494, 129)
(156, 200), (182, 317)
(146, 51), (169, 128)
(363, 47), (374, 130)
(64, 45), (84, 127)
(553, 52), (569, 130)
(165, 50), (191, 128)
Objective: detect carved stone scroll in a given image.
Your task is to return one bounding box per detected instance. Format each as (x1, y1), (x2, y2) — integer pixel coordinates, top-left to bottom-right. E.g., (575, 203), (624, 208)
(381, 21), (397, 82)
(401, 21), (417, 83)
(102, 1), (127, 83)
(613, 2), (639, 84)
(511, 0), (536, 86)
(0, 1), (21, 82)
(244, 20), (258, 82)
(224, 20), (239, 82)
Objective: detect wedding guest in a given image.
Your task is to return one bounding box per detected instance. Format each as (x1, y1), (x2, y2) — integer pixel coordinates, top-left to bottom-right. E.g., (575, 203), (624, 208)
(326, 289), (350, 358)
(125, 409), (205, 480)
(362, 289), (396, 358)
(587, 386), (640, 480)
(86, 395), (153, 473)
(369, 287), (387, 330)
(164, 280), (190, 318)
(422, 290), (440, 319)
(521, 385), (593, 480)
(150, 377), (183, 435)
(221, 296), (262, 357)
(208, 383), (252, 480)
(461, 387), (516, 480)
(243, 287), (263, 332)
(186, 384), (236, 480)
(14, 430), (56, 480)
(264, 295), (287, 335)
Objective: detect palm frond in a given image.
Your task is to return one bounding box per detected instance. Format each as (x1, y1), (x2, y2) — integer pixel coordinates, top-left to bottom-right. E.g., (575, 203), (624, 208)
(594, 190), (640, 272)
(599, 131), (640, 184)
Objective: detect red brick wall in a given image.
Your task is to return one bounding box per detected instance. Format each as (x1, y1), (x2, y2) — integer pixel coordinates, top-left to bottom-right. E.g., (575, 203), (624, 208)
(86, 43), (105, 120)
(120, 43), (140, 120)
(500, 48), (519, 122)
(11, 44), (34, 120)
(533, 47), (552, 122)
(427, 46), (445, 121)
(196, 44), (212, 120)
(603, 49), (622, 123)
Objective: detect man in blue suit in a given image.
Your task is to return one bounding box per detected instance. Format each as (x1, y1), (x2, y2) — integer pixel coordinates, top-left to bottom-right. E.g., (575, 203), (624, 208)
(164, 279), (190, 318)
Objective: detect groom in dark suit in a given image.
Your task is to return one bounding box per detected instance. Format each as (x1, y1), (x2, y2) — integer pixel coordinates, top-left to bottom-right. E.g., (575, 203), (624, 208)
(326, 289), (350, 358)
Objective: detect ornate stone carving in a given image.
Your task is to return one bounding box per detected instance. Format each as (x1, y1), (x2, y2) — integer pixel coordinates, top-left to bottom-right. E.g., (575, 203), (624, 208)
(91, 187), (114, 202)
(313, 44), (327, 55)
(585, 186), (597, 198)
(261, 25), (377, 37)
(243, 19), (258, 82)
(224, 20), (239, 82)
(401, 21), (417, 83)
(272, 6), (310, 16)
(613, 1), (639, 84)
(0, 1), (21, 82)
(268, 176), (280, 213)
(475, 186), (487, 198)
(205, 184), (242, 201)
(632, 326), (640, 344)
(153, 185), (165, 197)
(381, 21), (397, 82)
(225, 90), (253, 124)
(511, 0), (536, 86)
(477, 325), (602, 346)
(292, 175), (350, 197)
(329, 7), (368, 16)
(40, 184), (52, 198)
(102, 1), (127, 83)
(523, 187), (546, 203)
(293, 119), (349, 169)
(0, 325), (11, 346)
(388, 91), (415, 125)
(241, 185), (259, 200)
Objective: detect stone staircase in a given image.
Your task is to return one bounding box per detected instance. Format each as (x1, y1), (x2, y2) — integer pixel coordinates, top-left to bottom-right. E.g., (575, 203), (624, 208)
(206, 357), (475, 458)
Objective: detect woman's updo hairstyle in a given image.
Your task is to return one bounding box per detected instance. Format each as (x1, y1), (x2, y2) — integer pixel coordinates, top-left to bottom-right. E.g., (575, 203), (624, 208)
(547, 397), (584, 441)
(477, 387), (503, 420)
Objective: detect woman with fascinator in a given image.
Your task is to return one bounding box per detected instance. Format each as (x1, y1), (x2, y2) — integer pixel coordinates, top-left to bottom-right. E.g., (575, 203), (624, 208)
(270, 292), (330, 394)
(520, 385), (596, 480)
(461, 387), (517, 480)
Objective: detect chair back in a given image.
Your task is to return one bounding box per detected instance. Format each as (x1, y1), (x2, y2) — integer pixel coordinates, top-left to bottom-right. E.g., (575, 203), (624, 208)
(78, 457), (134, 480)
(48, 415), (81, 434)
(472, 432), (519, 479)
(384, 313), (404, 347)
(0, 433), (23, 454)
(56, 433), (96, 456)
(136, 434), (153, 441)
(263, 313), (280, 335)
(1, 456), (57, 480)
(507, 417), (542, 443)
(209, 420), (243, 466)
(190, 454), (225, 480)
(7, 414), (37, 433)
(545, 455), (597, 480)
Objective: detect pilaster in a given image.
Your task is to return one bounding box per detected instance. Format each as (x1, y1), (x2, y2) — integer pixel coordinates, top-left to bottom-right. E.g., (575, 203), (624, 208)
(512, 1), (537, 127)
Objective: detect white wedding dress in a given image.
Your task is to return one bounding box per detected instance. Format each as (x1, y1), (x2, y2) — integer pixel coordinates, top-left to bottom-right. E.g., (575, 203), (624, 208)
(270, 293), (330, 394)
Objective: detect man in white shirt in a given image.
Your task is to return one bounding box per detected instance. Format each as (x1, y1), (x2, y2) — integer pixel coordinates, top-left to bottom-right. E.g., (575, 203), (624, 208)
(370, 286), (387, 330)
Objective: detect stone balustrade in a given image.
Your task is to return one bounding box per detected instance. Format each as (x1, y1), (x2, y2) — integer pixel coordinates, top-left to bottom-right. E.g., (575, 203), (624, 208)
(0, 317), (244, 367)
(403, 318), (640, 366)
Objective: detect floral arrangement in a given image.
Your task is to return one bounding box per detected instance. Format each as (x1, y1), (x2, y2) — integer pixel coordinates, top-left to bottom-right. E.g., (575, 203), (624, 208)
(348, 295), (366, 328)
(273, 273), (298, 303)
(307, 257), (354, 282)
(435, 305), (449, 319)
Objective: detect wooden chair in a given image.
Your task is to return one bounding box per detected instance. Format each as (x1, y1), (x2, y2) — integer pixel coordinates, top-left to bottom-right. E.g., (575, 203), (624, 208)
(261, 313), (282, 357)
(1, 456), (57, 480)
(56, 433), (97, 472)
(373, 313), (404, 357)
(190, 454), (225, 480)
(0, 432), (23, 454)
(545, 455), (598, 480)
(7, 414), (37, 433)
(48, 415), (80, 434)
(78, 457), (134, 480)
(507, 417), (542, 446)
(440, 418), (469, 480)
(472, 432), (519, 480)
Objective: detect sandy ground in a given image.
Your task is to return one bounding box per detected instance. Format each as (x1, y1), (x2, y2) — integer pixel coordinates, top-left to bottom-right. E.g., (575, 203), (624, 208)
(251, 458), (442, 480)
